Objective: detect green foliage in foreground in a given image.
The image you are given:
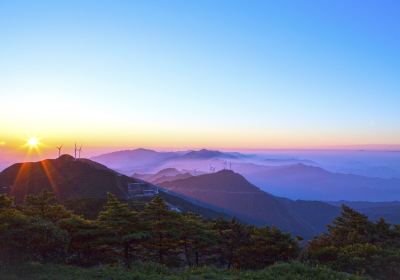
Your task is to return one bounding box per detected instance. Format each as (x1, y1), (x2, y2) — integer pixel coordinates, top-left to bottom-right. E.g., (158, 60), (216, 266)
(0, 192), (299, 269)
(307, 205), (400, 279)
(1, 192), (399, 279)
(0, 262), (367, 280)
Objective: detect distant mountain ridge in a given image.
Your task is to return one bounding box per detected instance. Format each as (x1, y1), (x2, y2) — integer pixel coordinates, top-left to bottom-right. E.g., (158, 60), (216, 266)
(134, 168), (194, 185)
(91, 148), (246, 175)
(245, 163), (400, 201)
(91, 149), (181, 174)
(91, 148), (400, 201)
(180, 149), (238, 160)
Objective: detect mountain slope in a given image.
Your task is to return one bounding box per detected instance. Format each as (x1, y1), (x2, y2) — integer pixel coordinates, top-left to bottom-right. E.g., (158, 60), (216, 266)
(0, 154), (132, 202)
(159, 170), (340, 238)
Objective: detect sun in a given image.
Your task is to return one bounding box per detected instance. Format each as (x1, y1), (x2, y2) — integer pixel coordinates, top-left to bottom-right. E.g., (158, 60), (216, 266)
(22, 136), (43, 154)
(27, 137), (39, 148)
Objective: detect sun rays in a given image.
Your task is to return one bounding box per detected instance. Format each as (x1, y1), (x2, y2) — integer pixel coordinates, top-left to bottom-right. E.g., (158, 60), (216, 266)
(27, 137), (39, 148)
(21, 136), (46, 157)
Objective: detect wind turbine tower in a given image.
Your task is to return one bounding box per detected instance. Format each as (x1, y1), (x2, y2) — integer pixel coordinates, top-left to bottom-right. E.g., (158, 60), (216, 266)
(74, 143), (77, 159)
(78, 145), (82, 159)
(56, 145), (63, 158)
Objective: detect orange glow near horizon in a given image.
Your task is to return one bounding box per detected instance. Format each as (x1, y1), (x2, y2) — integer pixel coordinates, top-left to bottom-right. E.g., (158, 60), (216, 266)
(0, 130), (399, 162)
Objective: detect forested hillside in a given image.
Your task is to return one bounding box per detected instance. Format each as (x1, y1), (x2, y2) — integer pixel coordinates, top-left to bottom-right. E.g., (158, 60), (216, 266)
(1, 191), (399, 279)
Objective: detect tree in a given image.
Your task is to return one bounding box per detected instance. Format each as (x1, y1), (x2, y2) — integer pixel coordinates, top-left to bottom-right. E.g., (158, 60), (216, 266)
(307, 205), (400, 279)
(98, 193), (146, 267)
(25, 217), (69, 262)
(0, 206), (30, 263)
(213, 218), (251, 269)
(179, 213), (217, 266)
(23, 190), (72, 223)
(243, 226), (299, 269)
(59, 215), (107, 266)
(140, 196), (181, 266)
(326, 205), (374, 246)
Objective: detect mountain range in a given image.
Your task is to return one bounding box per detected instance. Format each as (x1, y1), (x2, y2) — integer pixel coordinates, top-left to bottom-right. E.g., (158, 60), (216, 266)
(92, 148), (400, 201)
(2, 151), (400, 239)
(0, 154), (339, 238)
(0, 155), (233, 221)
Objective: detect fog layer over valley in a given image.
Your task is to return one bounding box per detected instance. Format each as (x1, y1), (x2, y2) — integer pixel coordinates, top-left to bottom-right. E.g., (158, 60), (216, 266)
(92, 148), (400, 201)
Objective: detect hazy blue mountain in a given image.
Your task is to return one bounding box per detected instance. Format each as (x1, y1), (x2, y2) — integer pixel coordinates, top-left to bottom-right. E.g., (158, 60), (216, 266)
(180, 149), (239, 160)
(91, 148), (183, 174)
(92, 148), (400, 201)
(134, 168), (194, 185)
(91, 149), (246, 175)
(244, 163), (400, 201)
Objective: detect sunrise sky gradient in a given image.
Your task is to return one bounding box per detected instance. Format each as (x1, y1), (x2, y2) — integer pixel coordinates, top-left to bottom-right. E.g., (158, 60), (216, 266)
(1, 0), (400, 155)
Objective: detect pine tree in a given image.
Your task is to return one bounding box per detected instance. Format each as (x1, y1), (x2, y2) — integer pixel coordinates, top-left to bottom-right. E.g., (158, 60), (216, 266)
(25, 218), (69, 262)
(0, 203), (30, 263)
(213, 218), (251, 269)
(140, 196), (181, 266)
(327, 205), (374, 245)
(59, 215), (107, 266)
(179, 213), (216, 266)
(1, 192), (69, 263)
(307, 204), (400, 279)
(243, 226), (299, 269)
(98, 193), (146, 267)
(23, 190), (72, 222)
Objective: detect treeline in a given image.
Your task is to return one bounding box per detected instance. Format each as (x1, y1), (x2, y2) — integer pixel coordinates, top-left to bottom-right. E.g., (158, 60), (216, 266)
(0, 191), (298, 269)
(1, 192), (400, 279)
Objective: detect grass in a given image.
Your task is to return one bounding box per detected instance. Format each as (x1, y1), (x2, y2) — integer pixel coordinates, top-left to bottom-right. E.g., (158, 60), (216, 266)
(0, 262), (368, 280)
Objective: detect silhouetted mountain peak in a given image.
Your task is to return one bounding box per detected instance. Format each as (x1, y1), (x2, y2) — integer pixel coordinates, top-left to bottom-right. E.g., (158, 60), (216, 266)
(0, 157), (136, 202)
(58, 154), (75, 161)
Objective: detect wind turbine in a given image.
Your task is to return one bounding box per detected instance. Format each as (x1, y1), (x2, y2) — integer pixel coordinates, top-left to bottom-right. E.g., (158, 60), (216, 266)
(78, 145), (82, 158)
(56, 145), (63, 158)
(74, 143), (77, 159)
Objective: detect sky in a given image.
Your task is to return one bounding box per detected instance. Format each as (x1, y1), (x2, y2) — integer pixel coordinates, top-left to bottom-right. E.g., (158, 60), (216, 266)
(1, 0), (399, 158)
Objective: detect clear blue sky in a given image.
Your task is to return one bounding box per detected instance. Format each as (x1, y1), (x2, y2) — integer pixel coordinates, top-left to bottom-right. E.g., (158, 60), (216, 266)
(1, 0), (399, 150)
